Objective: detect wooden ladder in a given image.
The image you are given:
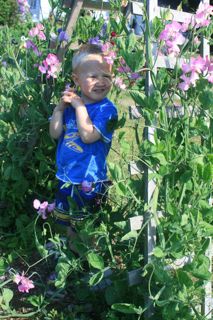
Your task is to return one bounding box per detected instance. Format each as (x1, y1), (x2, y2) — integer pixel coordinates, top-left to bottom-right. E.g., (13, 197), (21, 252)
(57, 0), (111, 61)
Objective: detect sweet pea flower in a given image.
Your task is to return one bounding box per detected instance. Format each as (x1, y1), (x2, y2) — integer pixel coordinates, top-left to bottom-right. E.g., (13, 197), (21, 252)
(104, 50), (117, 65)
(81, 181), (93, 193)
(24, 40), (42, 56)
(159, 21), (186, 57)
(38, 53), (60, 78)
(33, 199), (55, 219)
(114, 77), (127, 90)
(29, 24), (46, 40)
(58, 31), (69, 42)
(178, 55), (212, 91)
(194, 3), (213, 28)
(101, 43), (117, 64)
(88, 36), (101, 45)
(17, 0), (30, 17)
(13, 272), (35, 293)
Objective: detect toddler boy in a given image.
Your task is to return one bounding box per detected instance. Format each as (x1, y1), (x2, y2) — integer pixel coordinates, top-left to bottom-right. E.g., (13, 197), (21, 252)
(49, 44), (117, 239)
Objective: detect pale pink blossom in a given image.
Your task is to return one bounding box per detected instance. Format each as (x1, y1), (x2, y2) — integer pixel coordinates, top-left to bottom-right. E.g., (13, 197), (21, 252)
(38, 54), (60, 79)
(33, 199), (55, 219)
(194, 3), (213, 28)
(159, 21), (186, 57)
(13, 272), (35, 293)
(104, 51), (117, 65)
(29, 24), (46, 40)
(178, 55), (212, 90)
(114, 77), (126, 90)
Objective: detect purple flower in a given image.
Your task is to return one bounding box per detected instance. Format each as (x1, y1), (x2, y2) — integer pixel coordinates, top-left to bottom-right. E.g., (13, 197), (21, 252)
(58, 31), (69, 42)
(88, 36), (101, 45)
(81, 181), (93, 193)
(1, 61), (7, 67)
(100, 22), (108, 36)
(33, 199), (55, 219)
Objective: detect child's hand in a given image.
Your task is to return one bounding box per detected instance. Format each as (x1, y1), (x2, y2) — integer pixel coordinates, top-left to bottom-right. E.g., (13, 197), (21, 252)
(61, 89), (84, 109)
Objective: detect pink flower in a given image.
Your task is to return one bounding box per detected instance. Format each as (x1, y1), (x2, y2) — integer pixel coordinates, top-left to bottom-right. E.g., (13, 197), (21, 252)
(114, 77), (126, 90)
(38, 54), (60, 78)
(29, 24), (46, 40)
(159, 21), (186, 57)
(33, 199), (55, 219)
(13, 272), (35, 293)
(178, 55), (211, 90)
(81, 181), (93, 193)
(104, 51), (117, 65)
(194, 3), (213, 28)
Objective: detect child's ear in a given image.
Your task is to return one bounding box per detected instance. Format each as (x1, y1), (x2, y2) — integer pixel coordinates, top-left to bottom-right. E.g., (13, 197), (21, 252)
(72, 73), (79, 86)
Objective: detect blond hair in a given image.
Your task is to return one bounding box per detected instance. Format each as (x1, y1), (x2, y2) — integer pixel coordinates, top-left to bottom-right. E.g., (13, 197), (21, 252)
(72, 44), (104, 71)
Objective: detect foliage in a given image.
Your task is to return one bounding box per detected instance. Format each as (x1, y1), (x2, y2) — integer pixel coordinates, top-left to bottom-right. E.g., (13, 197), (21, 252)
(0, 0), (18, 26)
(0, 0), (212, 319)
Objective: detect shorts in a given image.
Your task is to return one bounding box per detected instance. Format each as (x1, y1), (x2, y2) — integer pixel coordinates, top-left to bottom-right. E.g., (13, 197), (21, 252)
(52, 180), (111, 227)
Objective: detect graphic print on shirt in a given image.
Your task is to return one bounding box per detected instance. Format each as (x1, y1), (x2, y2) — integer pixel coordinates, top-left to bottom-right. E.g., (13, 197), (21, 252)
(64, 132), (83, 153)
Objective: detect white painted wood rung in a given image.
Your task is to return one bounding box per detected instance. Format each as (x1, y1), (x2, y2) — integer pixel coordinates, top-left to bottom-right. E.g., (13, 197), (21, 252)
(128, 160), (143, 176)
(129, 105), (142, 119)
(131, 1), (144, 15)
(164, 254), (194, 271)
(129, 215), (143, 231)
(155, 55), (185, 69)
(157, 7), (194, 23)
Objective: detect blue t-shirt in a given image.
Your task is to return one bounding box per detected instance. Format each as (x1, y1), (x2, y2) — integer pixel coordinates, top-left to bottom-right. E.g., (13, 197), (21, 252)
(56, 97), (117, 184)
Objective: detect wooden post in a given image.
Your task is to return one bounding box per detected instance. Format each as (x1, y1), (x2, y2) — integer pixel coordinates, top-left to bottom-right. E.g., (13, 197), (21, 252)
(57, 0), (84, 61)
(144, 0), (158, 318)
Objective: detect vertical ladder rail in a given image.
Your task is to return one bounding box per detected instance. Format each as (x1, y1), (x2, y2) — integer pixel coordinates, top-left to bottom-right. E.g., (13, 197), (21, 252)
(144, 0), (158, 318)
(57, 0), (84, 61)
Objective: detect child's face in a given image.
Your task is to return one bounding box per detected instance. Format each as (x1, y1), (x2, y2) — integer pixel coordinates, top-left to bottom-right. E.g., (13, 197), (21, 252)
(72, 54), (112, 104)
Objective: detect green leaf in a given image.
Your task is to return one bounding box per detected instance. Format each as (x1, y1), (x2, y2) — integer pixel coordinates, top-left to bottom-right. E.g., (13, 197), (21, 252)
(121, 230), (138, 242)
(181, 214), (189, 226)
(55, 256), (71, 288)
(129, 90), (145, 106)
(200, 221), (213, 236)
(0, 258), (6, 276)
(111, 303), (144, 315)
(115, 182), (128, 196)
(203, 163), (212, 183)
(199, 88), (213, 110)
(87, 252), (104, 270)
(27, 295), (44, 308)
(153, 153), (167, 165)
(89, 271), (104, 286)
(153, 247), (165, 258)
(114, 221), (127, 230)
(2, 288), (13, 307)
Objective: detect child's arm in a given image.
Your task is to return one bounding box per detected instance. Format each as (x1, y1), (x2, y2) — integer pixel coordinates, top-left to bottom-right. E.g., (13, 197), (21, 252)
(49, 101), (66, 140)
(62, 89), (101, 144)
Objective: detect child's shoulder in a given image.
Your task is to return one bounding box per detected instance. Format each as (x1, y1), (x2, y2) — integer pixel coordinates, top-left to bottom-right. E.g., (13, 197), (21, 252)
(99, 97), (117, 109)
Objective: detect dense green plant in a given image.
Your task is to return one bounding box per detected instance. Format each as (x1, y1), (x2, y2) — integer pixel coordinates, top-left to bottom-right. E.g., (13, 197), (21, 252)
(0, 0), (212, 319)
(0, 0), (18, 26)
